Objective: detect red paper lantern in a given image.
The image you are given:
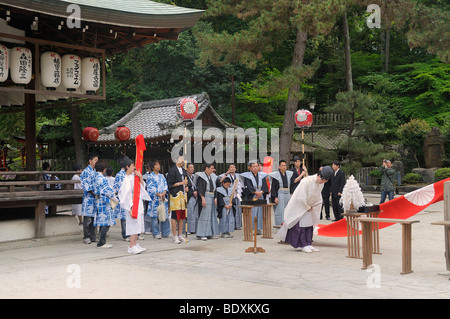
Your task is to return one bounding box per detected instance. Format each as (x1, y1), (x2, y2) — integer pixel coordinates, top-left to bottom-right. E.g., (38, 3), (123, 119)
(294, 110), (313, 128)
(177, 98), (199, 120)
(82, 127), (99, 142)
(115, 126), (131, 142)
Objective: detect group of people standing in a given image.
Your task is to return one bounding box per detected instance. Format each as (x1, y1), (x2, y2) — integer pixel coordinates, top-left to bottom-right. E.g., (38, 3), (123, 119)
(79, 154), (148, 254)
(76, 151), (353, 254)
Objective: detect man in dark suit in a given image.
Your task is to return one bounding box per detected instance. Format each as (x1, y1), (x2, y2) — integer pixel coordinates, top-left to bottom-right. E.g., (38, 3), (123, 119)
(330, 160), (345, 221)
(319, 166), (332, 220)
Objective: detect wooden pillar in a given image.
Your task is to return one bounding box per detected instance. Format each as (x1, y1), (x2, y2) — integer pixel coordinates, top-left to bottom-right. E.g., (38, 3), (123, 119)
(24, 93), (36, 172)
(69, 104), (85, 164)
(35, 200), (46, 238)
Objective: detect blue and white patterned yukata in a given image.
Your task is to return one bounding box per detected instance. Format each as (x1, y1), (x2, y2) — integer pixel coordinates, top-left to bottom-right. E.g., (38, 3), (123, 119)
(93, 172), (116, 227)
(80, 165), (96, 217)
(145, 172), (170, 237)
(145, 172), (169, 219)
(113, 168), (127, 220)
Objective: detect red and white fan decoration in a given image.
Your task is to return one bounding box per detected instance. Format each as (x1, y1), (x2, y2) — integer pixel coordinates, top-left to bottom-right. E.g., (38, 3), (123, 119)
(177, 98), (199, 121)
(316, 177), (450, 237)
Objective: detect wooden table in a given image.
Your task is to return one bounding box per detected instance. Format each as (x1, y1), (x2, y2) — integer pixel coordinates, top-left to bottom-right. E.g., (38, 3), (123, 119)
(359, 217), (420, 275)
(245, 217), (266, 254)
(342, 210), (381, 259)
(240, 203), (275, 241)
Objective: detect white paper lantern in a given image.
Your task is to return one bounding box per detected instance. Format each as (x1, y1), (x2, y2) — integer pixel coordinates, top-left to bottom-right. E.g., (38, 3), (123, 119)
(61, 54), (81, 91)
(0, 44), (9, 82)
(10, 47), (32, 85)
(40, 52), (61, 90)
(81, 57), (100, 94)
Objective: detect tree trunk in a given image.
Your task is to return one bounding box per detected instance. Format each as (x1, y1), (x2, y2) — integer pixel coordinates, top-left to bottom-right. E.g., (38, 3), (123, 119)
(279, 29), (308, 163)
(343, 10), (353, 92)
(384, 26), (391, 72)
(69, 104), (85, 165)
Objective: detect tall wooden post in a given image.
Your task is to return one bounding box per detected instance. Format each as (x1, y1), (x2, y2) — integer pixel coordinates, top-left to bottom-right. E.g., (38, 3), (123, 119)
(69, 103), (85, 164)
(24, 93), (36, 172)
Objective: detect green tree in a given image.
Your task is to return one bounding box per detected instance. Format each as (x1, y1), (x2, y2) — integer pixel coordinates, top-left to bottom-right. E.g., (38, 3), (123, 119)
(397, 118), (431, 168)
(196, 0), (347, 162)
(320, 90), (398, 174)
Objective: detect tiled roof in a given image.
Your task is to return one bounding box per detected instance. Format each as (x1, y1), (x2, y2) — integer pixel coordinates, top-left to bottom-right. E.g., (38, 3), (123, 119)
(97, 92), (236, 143)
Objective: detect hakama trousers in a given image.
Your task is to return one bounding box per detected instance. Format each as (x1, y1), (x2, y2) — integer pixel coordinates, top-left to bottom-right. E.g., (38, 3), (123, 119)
(274, 189), (290, 226)
(285, 224), (313, 248)
(196, 193), (219, 238)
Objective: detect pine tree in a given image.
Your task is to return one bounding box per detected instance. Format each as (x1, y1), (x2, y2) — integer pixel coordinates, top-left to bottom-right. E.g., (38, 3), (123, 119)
(196, 0), (347, 162)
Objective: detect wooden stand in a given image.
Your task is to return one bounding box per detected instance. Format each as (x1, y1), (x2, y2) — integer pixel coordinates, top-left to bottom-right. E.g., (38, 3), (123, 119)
(359, 217), (419, 275)
(343, 210), (381, 259)
(240, 203), (275, 241)
(431, 221), (450, 278)
(262, 204), (274, 239)
(245, 217), (265, 254)
(431, 181), (450, 273)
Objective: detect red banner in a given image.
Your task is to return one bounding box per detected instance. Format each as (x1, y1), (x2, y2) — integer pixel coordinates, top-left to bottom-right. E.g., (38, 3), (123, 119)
(263, 156), (273, 190)
(316, 177), (450, 237)
(131, 134), (146, 219)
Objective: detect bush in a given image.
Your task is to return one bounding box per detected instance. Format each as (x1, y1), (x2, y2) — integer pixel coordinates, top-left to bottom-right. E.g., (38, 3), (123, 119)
(369, 170), (382, 178)
(435, 168), (450, 182)
(403, 173), (423, 184)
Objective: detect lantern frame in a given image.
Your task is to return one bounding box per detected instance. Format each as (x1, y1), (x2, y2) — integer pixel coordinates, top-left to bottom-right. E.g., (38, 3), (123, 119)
(295, 109), (313, 128)
(0, 33), (106, 100)
(177, 98), (199, 121)
(40, 51), (62, 90)
(82, 127), (99, 142)
(115, 126), (131, 142)
(10, 46), (32, 85)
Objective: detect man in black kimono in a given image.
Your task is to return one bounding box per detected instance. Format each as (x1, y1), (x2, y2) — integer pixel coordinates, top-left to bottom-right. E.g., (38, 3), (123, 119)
(240, 160), (270, 234)
(290, 155), (307, 194)
(194, 163), (218, 240)
(319, 166), (332, 220)
(186, 163), (197, 234)
(330, 160), (345, 221)
(166, 155), (188, 243)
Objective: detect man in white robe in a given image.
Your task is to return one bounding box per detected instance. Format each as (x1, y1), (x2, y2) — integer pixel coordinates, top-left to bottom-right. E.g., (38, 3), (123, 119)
(118, 158), (151, 254)
(279, 166), (333, 253)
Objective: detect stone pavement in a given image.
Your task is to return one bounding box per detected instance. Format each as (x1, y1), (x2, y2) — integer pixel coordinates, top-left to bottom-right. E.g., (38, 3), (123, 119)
(0, 193), (449, 299)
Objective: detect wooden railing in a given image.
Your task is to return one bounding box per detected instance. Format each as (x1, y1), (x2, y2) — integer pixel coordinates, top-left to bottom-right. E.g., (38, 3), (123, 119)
(0, 171), (82, 238)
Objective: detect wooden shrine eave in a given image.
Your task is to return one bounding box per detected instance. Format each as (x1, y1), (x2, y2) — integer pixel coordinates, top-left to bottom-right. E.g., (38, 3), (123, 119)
(0, 1), (204, 55)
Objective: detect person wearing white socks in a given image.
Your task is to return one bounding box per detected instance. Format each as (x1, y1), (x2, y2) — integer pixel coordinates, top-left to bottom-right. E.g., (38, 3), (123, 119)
(279, 166), (333, 253)
(118, 156), (150, 254)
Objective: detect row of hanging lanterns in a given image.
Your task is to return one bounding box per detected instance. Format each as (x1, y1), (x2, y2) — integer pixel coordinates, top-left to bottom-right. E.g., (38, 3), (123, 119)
(0, 45), (100, 94)
(82, 126), (131, 142)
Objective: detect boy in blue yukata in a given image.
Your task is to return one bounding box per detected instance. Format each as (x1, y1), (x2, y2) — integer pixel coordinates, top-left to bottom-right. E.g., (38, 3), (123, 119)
(216, 177), (237, 238)
(113, 157), (130, 241)
(93, 161), (117, 249)
(80, 154), (98, 244)
(145, 160), (170, 239)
